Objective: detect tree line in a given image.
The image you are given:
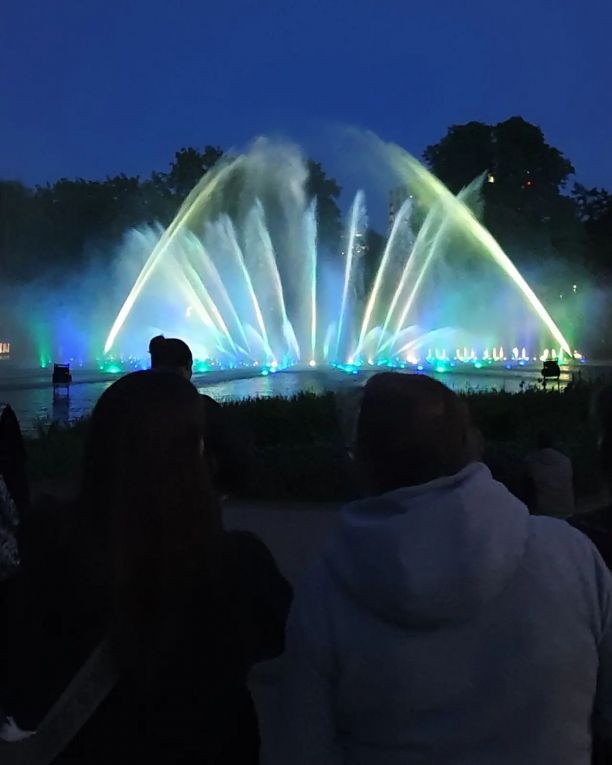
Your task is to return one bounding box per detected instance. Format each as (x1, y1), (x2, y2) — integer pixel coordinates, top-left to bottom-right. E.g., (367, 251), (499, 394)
(1, 117), (611, 291)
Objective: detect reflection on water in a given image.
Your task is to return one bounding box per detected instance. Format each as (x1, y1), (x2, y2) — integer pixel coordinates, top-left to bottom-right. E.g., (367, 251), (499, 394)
(0, 364), (580, 433)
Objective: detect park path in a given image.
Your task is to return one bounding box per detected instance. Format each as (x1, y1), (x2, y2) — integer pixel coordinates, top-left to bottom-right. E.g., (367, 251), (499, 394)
(224, 501), (340, 763)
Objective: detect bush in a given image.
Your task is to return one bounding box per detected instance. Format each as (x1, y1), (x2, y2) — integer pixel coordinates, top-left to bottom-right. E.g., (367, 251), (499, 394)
(26, 417), (88, 483)
(23, 385), (604, 502)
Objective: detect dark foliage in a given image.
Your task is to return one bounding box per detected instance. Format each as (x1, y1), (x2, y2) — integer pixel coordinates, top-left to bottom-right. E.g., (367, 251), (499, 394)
(24, 386), (603, 502)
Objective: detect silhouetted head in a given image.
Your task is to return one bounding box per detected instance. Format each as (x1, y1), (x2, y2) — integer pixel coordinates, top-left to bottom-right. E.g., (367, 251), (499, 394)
(78, 371), (220, 629)
(149, 334), (193, 379)
(356, 372), (475, 494)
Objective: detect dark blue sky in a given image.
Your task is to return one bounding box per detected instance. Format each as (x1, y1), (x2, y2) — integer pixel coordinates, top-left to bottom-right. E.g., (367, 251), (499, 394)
(2, 0), (610, 188)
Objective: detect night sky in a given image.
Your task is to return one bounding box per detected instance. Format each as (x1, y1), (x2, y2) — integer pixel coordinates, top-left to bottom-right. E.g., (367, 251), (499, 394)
(2, 0), (611, 188)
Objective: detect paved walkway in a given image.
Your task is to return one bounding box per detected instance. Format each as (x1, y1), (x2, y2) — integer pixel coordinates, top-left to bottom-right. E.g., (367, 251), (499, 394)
(223, 501), (341, 763)
(224, 500), (340, 583)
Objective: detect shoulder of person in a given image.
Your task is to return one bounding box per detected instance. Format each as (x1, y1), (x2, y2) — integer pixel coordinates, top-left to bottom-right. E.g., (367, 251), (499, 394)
(222, 529), (276, 564)
(530, 514), (612, 599)
(221, 529), (292, 601)
(531, 513), (603, 553)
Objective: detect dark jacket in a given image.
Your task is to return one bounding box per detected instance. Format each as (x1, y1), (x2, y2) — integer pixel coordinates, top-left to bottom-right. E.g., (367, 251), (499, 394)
(568, 507), (612, 765)
(0, 403), (29, 516)
(570, 506), (612, 570)
(3, 508), (291, 764)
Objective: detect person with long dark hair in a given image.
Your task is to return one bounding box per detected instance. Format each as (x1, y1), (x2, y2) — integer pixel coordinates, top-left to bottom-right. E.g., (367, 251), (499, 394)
(2, 371), (291, 764)
(0, 402), (29, 523)
(0, 402), (28, 740)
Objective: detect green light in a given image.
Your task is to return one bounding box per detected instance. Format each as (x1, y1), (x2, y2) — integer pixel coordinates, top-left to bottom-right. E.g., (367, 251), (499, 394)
(474, 362), (483, 369)
(192, 360), (211, 373)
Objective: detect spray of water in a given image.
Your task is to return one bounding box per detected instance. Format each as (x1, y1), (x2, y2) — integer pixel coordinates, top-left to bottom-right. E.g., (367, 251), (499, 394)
(104, 157), (244, 353)
(102, 137), (573, 370)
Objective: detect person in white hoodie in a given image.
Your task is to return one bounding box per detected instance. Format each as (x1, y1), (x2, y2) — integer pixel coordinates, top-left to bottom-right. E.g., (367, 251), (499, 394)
(272, 372), (612, 765)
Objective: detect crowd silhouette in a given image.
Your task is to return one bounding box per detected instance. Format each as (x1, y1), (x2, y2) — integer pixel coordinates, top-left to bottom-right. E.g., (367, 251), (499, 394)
(1, 336), (612, 764)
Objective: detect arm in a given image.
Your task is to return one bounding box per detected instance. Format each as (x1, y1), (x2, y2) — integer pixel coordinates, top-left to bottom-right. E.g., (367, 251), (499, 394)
(593, 551), (612, 744)
(0, 405), (29, 514)
(269, 565), (342, 765)
(225, 530), (293, 662)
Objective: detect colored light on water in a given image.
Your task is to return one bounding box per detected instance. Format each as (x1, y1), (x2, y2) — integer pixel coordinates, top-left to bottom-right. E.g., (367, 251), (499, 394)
(101, 363), (122, 374)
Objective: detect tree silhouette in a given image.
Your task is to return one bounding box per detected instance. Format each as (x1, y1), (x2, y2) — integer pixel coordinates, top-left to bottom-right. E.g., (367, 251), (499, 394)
(166, 146), (224, 200)
(424, 116), (581, 268)
(305, 160), (342, 250)
(573, 183), (612, 279)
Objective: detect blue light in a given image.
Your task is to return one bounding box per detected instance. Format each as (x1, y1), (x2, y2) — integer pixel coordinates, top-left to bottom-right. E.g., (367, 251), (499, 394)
(417, 364), (424, 371)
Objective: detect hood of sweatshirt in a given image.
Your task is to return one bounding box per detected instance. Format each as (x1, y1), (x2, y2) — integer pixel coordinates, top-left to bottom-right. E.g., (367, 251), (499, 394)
(325, 462), (530, 627)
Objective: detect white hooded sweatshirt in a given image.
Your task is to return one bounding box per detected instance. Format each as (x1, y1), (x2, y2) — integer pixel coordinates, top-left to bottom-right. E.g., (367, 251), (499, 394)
(273, 463), (612, 765)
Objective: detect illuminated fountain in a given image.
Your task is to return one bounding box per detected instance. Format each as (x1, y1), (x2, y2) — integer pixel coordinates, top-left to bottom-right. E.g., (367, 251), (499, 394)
(103, 137), (577, 375)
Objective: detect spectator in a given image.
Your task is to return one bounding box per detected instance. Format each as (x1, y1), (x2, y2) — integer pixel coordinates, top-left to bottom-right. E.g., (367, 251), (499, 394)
(149, 334), (193, 379)
(0, 403), (25, 739)
(2, 371), (291, 764)
(0, 478), (19, 587)
(570, 386), (612, 568)
(524, 430), (575, 517)
(149, 335), (250, 496)
(0, 403), (29, 516)
(273, 372), (612, 765)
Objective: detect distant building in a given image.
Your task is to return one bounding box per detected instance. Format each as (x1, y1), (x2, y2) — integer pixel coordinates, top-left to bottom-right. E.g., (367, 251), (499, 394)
(0, 342), (10, 359)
